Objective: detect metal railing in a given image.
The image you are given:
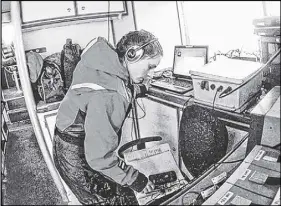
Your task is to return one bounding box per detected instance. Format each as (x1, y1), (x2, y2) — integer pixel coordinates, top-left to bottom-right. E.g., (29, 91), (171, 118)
(10, 2), (69, 203)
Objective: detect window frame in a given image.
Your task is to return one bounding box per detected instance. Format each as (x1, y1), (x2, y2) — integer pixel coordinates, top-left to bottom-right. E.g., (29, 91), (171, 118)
(176, 1), (190, 45)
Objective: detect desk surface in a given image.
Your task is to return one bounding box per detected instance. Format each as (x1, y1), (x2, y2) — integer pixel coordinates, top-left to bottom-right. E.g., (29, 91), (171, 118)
(147, 87), (194, 109)
(36, 85), (194, 113)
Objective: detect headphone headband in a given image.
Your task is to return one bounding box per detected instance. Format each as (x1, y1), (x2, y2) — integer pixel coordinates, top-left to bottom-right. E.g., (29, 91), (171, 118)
(125, 38), (158, 63)
(133, 38), (158, 52)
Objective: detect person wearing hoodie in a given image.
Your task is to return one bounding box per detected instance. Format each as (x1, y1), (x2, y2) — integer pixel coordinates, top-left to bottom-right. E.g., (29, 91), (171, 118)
(53, 30), (163, 205)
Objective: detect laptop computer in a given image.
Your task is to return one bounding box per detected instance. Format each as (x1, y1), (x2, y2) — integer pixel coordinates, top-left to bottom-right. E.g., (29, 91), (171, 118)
(150, 45), (208, 94)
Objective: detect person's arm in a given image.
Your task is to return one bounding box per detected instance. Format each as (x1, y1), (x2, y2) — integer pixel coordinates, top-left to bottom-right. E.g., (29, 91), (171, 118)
(84, 91), (148, 192)
(132, 84), (148, 98)
(132, 78), (152, 98)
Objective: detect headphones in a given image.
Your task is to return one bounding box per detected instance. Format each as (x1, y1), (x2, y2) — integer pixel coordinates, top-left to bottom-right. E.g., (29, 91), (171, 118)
(125, 38), (158, 63)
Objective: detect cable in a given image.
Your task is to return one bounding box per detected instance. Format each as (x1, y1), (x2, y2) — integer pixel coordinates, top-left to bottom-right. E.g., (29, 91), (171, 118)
(136, 98), (146, 119)
(127, 99), (146, 119)
(181, 156), (244, 205)
(213, 135), (249, 173)
(211, 89), (218, 152)
(3, 65), (17, 74)
(139, 98), (146, 111)
(214, 158), (245, 168)
(130, 113), (134, 140)
(210, 87), (222, 168)
(127, 96), (147, 153)
(218, 158), (245, 164)
(219, 48), (281, 99)
(193, 87), (231, 201)
(212, 89), (220, 111)
(210, 85), (245, 167)
(209, 48), (261, 63)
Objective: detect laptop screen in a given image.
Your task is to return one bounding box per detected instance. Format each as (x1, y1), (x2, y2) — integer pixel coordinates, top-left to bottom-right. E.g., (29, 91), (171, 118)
(173, 46), (208, 78)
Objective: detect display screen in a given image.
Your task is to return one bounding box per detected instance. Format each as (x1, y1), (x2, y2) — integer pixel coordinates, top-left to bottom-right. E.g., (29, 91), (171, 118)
(173, 46), (208, 77)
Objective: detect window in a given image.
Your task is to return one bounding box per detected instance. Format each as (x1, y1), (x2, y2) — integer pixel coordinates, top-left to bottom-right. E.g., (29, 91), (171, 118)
(182, 2), (264, 59)
(133, 1), (182, 70)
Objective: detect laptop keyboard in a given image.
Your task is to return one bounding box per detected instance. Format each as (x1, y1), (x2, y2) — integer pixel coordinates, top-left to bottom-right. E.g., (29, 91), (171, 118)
(160, 78), (192, 87)
(150, 78), (193, 94)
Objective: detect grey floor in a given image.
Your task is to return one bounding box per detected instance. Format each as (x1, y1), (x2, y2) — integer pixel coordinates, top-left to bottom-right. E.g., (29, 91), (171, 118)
(2, 127), (63, 205)
(1, 123), (248, 205)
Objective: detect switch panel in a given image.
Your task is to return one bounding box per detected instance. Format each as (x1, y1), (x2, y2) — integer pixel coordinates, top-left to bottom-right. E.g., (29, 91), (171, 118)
(200, 81), (209, 90)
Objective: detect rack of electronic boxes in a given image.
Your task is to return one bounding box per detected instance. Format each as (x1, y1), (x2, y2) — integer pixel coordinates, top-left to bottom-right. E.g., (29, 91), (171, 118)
(253, 16), (280, 89)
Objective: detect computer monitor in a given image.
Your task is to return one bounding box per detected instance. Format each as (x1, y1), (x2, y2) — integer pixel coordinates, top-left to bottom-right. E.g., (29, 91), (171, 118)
(173, 45), (208, 79)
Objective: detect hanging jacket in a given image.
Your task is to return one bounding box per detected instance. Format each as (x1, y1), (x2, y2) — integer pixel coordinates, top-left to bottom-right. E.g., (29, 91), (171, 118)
(55, 37), (148, 193)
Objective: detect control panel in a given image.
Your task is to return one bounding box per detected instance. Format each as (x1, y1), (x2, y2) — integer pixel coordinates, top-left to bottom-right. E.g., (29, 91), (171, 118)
(199, 80), (230, 93)
(203, 182), (273, 205)
(193, 77), (262, 112)
(244, 145), (280, 173)
(190, 59), (263, 112)
(203, 145), (280, 205)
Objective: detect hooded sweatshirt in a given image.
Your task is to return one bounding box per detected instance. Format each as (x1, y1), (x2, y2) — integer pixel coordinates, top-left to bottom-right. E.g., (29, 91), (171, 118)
(55, 37), (148, 192)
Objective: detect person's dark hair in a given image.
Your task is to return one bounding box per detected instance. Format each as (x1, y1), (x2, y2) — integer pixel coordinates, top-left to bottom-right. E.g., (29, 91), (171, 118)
(116, 30), (163, 63)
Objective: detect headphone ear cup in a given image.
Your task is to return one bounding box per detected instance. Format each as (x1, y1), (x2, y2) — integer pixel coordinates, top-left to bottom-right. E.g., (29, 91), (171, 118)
(134, 49), (144, 62)
(127, 49), (144, 63)
(127, 48), (136, 60)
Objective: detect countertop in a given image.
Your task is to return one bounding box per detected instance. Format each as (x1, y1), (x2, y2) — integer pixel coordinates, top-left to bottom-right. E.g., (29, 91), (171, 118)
(36, 84), (195, 113)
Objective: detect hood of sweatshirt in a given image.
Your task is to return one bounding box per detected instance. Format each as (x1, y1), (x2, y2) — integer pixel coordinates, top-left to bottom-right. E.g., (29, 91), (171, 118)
(70, 37), (130, 97)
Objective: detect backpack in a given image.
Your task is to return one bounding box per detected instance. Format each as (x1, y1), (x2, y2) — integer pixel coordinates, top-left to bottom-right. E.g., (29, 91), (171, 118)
(37, 61), (65, 104)
(60, 39), (81, 92)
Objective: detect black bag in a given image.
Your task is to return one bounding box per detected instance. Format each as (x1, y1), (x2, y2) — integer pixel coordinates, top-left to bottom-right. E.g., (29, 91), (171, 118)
(61, 39), (81, 91)
(179, 105), (229, 178)
(37, 61), (65, 104)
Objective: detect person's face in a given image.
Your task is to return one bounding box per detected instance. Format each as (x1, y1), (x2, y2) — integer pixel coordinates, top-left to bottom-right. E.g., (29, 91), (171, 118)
(126, 55), (162, 84)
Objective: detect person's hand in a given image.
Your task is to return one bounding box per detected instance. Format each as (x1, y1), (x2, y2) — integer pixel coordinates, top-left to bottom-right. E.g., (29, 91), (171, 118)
(142, 78), (152, 91)
(141, 180), (155, 194)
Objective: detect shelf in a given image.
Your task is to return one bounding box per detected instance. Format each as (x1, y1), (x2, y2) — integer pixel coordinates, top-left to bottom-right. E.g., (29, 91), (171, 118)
(260, 36), (280, 44)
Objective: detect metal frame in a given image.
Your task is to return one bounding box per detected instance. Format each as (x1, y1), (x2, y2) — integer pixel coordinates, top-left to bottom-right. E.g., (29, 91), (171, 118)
(262, 1), (268, 16)
(11, 2), (69, 203)
(176, 1), (190, 45)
